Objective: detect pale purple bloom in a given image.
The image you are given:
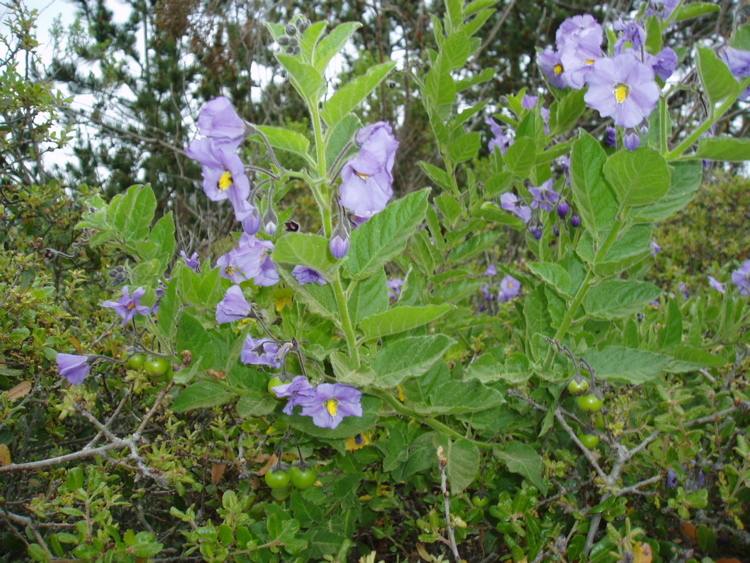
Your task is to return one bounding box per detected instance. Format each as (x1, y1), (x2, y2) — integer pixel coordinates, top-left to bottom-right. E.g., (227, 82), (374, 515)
(648, 47), (678, 81)
(540, 106), (550, 135)
(387, 278), (404, 299)
(486, 117), (514, 156)
(57, 353), (91, 386)
(272, 376), (317, 415)
(529, 179), (561, 211)
(480, 284), (494, 301)
(650, 241), (662, 255)
(180, 251), (200, 272)
(339, 122), (398, 222)
(614, 19), (646, 53)
(560, 43), (604, 89)
(646, 0), (679, 20)
(197, 97), (248, 149)
(499, 275), (522, 302)
(102, 286), (151, 328)
(216, 233), (277, 286)
(500, 193), (532, 224)
(718, 47), (750, 101)
(731, 260), (750, 296)
(556, 14), (604, 52)
(538, 47), (569, 89)
(708, 275), (725, 294)
(605, 126), (617, 147)
(584, 53), (660, 128)
(242, 207), (261, 235)
(299, 383), (363, 429)
(241, 337), (281, 368)
(624, 130), (640, 151)
(330, 233), (349, 259)
(528, 217), (543, 240)
(262, 207), (278, 236)
(292, 266), (326, 286)
(666, 468), (678, 488)
(216, 285), (252, 324)
(522, 94), (539, 109)
(484, 264), (497, 277)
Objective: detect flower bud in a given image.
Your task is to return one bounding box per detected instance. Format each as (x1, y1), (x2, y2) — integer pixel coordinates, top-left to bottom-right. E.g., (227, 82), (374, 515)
(528, 217), (543, 240)
(277, 36), (290, 46)
(570, 214), (581, 228)
(242, 208), (261, 235)
(263, 207), (278, 236)
(285, 24), (297, 35)
(330, 234), (349, 259)
(556, 199), (570, 219)
(604, 126), (617, 148)
(624, 130), (640, 151)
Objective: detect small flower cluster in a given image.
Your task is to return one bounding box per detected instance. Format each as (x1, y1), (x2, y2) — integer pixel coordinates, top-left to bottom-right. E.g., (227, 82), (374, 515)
(539, 13), (677, 139)
(275, 18), (309, 56)
(480, 266), (522, 303)
(271, 376), (363, 429)
(707, 260), (750, 296)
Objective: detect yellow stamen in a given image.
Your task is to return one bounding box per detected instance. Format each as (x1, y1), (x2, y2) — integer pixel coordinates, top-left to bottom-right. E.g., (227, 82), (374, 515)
(218, 171), (233, 191)
(355, 171), (370, 180)
(614, 84), (629, 103)
(225, 265), (235, 276)
(325, 399), (338, 417)
(127, 302), (136, 310)
(553, 63), (563, 75)
(586, 59), (595, 65)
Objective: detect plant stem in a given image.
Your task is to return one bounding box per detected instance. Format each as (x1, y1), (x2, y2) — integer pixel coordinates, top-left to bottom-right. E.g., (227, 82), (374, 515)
(333, 275), (359, 367)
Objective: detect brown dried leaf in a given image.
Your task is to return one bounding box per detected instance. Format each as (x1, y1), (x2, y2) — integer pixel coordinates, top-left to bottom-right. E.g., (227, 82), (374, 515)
(211, 463), (227, 484)
(0, 444), (11, 467)
(7, 381), (31, 401)
(258, 454), (277, 477)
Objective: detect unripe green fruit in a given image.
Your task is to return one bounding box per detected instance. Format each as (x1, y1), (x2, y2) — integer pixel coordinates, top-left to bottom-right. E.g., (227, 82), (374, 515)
(577, 393), (604, 413)
(567, 375), (590, 396)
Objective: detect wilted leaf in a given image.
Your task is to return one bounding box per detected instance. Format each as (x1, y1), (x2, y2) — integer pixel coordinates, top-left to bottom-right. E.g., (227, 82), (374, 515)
(0, 444), (11, 467)
(211, 464), (227, 484)
(7, 381), (32, 401)
(633, 542), (653, 563)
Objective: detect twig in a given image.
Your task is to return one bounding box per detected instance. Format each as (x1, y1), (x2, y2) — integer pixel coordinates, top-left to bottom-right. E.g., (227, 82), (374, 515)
(437, 446), (462, 563)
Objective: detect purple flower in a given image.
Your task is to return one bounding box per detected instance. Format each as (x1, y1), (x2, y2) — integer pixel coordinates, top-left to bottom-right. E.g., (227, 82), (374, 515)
(666, 468), (678, 488)
(570, 214), (581, 228)
(528, 217), (543, 240)
(522, 94), (539, 109)
(614, 19), (646, 53)
(197, 97), (248, 149)
(292, 266), (326, 285)
(529, 179), (561, 211)
(605, 126), (617, 147)
(186, 139), (255, 222)
(559, 155), (571, 185)
(646, 0), (679, 20)
(540, 106), (551, 135)
(557, 200), (570, 219)
(718, 47), (750, 101)
(556, 14), (604, 52)
(339, 122), (398, 222)
(299, 383), (363, 429)
(624, 130), (640, 151)
(538, 47), (569, 89)
(500, 193), (532, 224)
(486, 117), (514, 156)
(387, 278), (404, 299)
(330, 233), (350, 259)
(180, 250), (200, 272)
(499, 275), (521, 302)
(57, 353), (91, 386)
(241, 337), (281, 368)
(708, 275), (725, 294)
(648, 47), (678, 81)
(584, 53), (660, 128)
(102, 286), (151, 328)
(242, 207), (261, 235)
(272, 376), (317, 415)
(560, 43), (604, 89)
(679, 282), (690, 300)
(650, 241), (662, 255)
(216, 285), (252, 324)
(484, 264), (497, 277)
(731, 260), (750, 296)
(480, 283), (494, 301)
(216, 233), (277, 286)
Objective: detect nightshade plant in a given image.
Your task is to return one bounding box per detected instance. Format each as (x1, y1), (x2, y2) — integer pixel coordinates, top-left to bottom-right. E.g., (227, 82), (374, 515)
(6, 1), (750, 561)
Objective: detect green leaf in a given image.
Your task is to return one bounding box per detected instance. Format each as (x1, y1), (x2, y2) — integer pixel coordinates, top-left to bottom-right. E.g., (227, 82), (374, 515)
(113, 184), (157, 243)
(314, 22), (362, 72)
(320, 61), (396, 129)
(581, 224), (653, 276)
(584, 280), (662, 320)
(583, 346), (669, 384)
(603, 147), (671, 208)
(645, 15), (663, 55)
(658, 298), (683, 350)
(254, 126), (311, 159)
(443, 31), (471, 70)
(434, 193), (462, 225)
(527, 262), (572, 297)
(493, 443), (547, 494)
(504, 136), (536, 177)
(447, 131), (481, 163)
(276, 53), (326, 102)
(465, 351), (532, 385)
(425, 56), (456, 111)
(448, 232), (498, 264)
(372, 335), (456, 388)
(133, 543), (164, 558)
(176, 313), (216, 370)
(732, 24), (750, 50)
(236, 391), (277, 418)
(632, 161), (702, 222)
(148, 212), (175, 270)
(570, 131), (617, 239)
(696, 46), (741, 107)
(359, 304), (453, 340)
(325, 114), (361, 172)
(408, 379), (505, 415)
(667, 346), (727, 372)
(473, 202), (526, 229)
(287, 396), (381, 440)
(434, 436), (480, 494)
(548, 89), (587, 136)
(692, 136), (750, 162)
(348, 269), (389, 324)
(278, 266), (337, 321)
(155, 279), (179, 341)
(172, 382), (235, 412)
(465, 0), (498, 18)
(418, 161), (455, 192)
(273, 233), (339, 277)
(346, 189), (429, 279)
(674, 2), (720, 23)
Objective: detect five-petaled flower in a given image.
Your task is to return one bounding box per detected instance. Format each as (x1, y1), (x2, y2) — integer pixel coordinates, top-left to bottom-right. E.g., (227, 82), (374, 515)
(102, 286), (151, 328)
(216, 285), (252, 324)
(500, 193), (532, 224)
(216, 233), (278, 286)
(731, 260), (750, 296)
(499, 275), (522, 302)
(299, 383), (363, 429)
(339, 122), (399, 223)
(529, 179), (561, 212)
(272, 376), (317, 415)
(57, 353), (91, 386)
(197, 96), (249, 149)
(241, 337), (282, 369)
(292, 266), (327, 286)
(180, 250), (200, 272)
